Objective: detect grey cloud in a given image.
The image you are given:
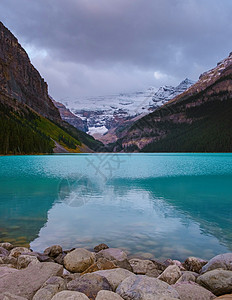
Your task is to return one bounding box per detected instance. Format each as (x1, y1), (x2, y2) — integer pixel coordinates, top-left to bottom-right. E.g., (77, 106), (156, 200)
(0, 0), (232, 98)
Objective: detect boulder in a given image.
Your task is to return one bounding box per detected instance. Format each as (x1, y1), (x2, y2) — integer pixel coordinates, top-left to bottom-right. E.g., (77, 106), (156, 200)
(24, 251), (54, 263)
(176, 271), (198, 283)
(164, 259), (186, 271)
(94, 244), (109, 253)
(9, 247), (31, 258)
(64, 248), (95, 273)
(33, 276), (66, 300)
(17, 255), (39, 269)
(201, 253), (232, 274)
(184, 257), (208, 273)
(116, 275), (180, 299)
(93, 268), (135, 291)
(0, 243), (14, 251)
(129, 258), (162, 275)
(215, 295), (232, 299)
(81, 258), (117, 275)
(0, 266), (18, 279)
(96, 290), (124, 300)
(0, 256), (17, 267)
(96, 248), (132, 271)
(0, 293), (27, 300)
(67, 273), (112, 299)
(197, 269), (232, 296)
(44, 245), (63, 258)
(54, 253), (66, 265)
(158, 265), (182, 285)
(0, 262), (63, 299)
(0, 247), (9, 257)
(173, 282), (216, 300)
(51, 291), (89, 300)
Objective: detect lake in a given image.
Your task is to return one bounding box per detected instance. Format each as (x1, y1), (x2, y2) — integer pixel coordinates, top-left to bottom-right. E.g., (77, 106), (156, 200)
(0, 153), (232, 261)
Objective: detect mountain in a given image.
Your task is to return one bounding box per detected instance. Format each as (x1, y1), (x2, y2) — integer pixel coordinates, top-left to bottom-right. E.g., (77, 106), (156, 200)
(62, 79), (194, 142)
(111, 53), (232, 152)
(0, 21), (103, 154)
(52, 98), (88, 132)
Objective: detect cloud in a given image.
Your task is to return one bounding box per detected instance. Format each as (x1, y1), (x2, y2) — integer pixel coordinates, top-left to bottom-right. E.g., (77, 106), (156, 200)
(0, 0), (232, 99)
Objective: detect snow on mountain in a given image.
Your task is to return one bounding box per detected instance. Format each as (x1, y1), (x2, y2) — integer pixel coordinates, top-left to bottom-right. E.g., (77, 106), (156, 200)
(61, 78), (194, 136)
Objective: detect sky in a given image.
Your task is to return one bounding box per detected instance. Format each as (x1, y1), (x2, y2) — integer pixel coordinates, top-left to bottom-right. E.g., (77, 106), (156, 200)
(0, 0), (232, 101)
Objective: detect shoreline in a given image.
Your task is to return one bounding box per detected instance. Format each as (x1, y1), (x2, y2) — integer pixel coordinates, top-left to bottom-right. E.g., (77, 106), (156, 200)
(0, 241), (231, 299)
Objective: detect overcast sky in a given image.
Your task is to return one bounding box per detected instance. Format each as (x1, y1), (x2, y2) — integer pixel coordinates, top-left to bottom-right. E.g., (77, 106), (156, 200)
(1, 0), (232, 101)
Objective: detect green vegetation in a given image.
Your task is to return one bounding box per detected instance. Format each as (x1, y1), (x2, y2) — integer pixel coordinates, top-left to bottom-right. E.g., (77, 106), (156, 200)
(0, 101), (82, 154)
(142, 99), (232, 152)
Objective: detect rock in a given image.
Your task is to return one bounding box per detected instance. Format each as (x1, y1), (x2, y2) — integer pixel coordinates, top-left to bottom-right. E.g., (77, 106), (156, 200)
(0, 247), (9, 256)
(0, 256), (17, 267)
(158, 265), (182, 285)
(0, 243), (14, 251)
(173, 282), (216, 300)
(81, 258), (117, 275)
(184, 257), (208, 273)
(54, 253), (66, 265)
(17, 255), (39, 269)
(24, 252), (54, 263)
(197, 269), (232, 296)
(33, 276), (66, 300)
(201, 253), (232, 274)
(176, 271), (198, 283)
(0, 293), (27, 300)
(151, 259), (167, 272)
(67, 273), (112, 299)
(96, 290), (124, 300)
(64, 248), (95, 273)
(0, 266), (18, 279)
(129, 258), (162, 276)
(51, 291), (89, 300)
(164, 259), (186, 271)
(0, 262), (63, 299)
(9, 248), (31, 258)
(96, 248), (132, 271)
(215, 295), (232, 299)
(94, 244), (109, 253)
(116, 275), (180, 299)
(44, 245), (63, 258)
(96, 248), (127, 261)
(93, 268), (135, 291)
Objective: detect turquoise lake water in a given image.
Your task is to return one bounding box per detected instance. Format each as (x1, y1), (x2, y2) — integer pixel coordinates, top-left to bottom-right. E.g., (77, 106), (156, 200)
(0, 153), (232, 261)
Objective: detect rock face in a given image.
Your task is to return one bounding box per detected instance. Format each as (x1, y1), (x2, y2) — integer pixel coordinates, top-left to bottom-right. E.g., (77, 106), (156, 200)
(158, 265), (182, 285)
(173, 282), (216, 300)
(52, 99), (88, 132)
(64, 248), (95, 273)
(0, 262), (63, 299)
(67, 273), (112, 299)
(197, 269), (232, 296)
(116, 275), (180, 300)
(201, 253), (232, 274)
(0, 22), (60, 121)
(93, 268), (135, 291)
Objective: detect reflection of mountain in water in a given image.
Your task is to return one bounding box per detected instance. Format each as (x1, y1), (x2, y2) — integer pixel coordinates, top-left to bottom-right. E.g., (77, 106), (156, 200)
(0, 178), (59, 245)
(110, 175), (232, 250)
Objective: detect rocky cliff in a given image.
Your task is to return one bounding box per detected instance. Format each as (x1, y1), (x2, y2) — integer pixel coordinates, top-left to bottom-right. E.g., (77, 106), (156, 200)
(0, 21), (104, 154)
(0, 22), (60, 121)
(111, 53), (232, 152)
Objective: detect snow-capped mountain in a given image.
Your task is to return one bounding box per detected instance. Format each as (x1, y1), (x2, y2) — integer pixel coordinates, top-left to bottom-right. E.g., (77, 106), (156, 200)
(61, 78), (194, 137)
